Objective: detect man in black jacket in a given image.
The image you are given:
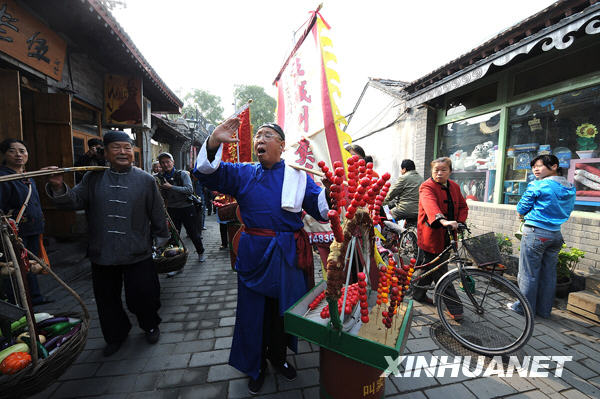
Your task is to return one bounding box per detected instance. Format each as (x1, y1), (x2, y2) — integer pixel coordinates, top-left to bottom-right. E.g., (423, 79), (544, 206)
(158, 152), (205, 265)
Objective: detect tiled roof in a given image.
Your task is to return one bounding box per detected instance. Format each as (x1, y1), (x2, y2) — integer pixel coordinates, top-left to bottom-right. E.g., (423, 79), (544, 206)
(404, 0), (596, 94)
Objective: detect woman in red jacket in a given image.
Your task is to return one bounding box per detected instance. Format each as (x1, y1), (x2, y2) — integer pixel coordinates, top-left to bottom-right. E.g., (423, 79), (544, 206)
(413, 157), (468, 319)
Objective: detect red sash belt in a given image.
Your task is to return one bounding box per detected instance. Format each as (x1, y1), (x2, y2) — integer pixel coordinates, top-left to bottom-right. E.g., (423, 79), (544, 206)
(244, 227), (276, 237)
(240, 225), (315, 289)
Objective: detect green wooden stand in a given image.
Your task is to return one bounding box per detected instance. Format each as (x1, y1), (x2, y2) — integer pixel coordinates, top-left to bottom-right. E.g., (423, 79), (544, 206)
(285, 281), (413, 398)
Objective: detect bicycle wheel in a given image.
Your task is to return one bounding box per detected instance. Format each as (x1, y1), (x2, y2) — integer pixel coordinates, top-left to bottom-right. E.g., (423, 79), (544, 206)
(434, 267), (533, 356)
(399, 230), (418, 260)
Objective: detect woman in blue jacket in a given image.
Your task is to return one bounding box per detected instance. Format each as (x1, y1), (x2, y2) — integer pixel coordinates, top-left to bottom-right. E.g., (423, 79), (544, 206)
(509, 154), (575, 318)
(0, 139), (51, 305)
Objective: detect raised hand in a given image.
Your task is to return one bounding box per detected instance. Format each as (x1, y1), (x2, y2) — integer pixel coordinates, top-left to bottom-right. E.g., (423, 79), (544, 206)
(207, 117), (241, 150)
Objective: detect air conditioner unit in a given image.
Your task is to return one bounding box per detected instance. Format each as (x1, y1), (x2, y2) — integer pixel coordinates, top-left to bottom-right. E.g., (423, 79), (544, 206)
(142, 96), (151, 128)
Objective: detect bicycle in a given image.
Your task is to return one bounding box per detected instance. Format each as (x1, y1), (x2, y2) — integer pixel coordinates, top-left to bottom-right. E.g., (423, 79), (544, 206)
(381, 218), (418, 261)
(410, 224), (534, 356)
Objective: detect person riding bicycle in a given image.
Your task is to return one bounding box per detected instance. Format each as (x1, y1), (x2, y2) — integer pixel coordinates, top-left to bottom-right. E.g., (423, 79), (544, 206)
(509, 154), (575, 318)
(383, 159), (423, 222)
(414, 157), (468, 320)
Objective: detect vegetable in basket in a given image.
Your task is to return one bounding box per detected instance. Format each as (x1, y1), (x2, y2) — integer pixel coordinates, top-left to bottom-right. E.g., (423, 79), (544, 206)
(0, 351), (32, 374)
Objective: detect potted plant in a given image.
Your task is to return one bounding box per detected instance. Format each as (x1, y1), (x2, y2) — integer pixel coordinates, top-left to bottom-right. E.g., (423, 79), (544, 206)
(493, 233), (514, 274)
(575, 123), (598, 158)
(556, 245), (585, 298)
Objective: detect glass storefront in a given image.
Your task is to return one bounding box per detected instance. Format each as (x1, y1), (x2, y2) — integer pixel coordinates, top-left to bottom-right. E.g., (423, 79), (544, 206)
(504, 84), (600, 210)
(438, 111), (500, 202)
(437, 83), (600, 212)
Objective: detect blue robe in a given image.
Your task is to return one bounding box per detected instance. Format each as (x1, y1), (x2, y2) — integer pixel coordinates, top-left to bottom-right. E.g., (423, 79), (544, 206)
(194, 156), (326, 379)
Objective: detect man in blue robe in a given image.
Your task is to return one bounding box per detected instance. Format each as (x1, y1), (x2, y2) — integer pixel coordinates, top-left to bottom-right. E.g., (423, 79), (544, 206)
(194, 118), (329, 395)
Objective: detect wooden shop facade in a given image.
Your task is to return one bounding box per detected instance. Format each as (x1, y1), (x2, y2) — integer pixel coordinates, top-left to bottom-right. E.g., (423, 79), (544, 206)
(0, 0), (182, 236)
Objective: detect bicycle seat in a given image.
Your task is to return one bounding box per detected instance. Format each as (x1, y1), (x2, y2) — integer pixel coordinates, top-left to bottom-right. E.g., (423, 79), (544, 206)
(383, 220), (404, 234)
(404, 218), (418, 227)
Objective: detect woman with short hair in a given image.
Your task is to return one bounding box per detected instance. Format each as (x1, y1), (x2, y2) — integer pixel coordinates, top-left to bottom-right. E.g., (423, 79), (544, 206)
(414, 157), (468, 319)
(0, 138), (51, 305)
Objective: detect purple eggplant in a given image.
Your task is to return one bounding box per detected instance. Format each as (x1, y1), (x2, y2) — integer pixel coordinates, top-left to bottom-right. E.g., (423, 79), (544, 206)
(0, 339), (13, 351)
(44, 324), (81, 352)
(43, 335), (62, 351)
(36, 316), (69, 329)
(55, 324), (81, 349)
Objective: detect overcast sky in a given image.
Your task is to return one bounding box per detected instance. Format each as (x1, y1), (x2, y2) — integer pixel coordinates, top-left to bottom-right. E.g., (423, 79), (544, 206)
(112, 0), (556, 117)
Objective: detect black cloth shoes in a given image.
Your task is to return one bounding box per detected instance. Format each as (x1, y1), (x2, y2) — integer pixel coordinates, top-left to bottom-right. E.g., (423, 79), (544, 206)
(273, 361), (297, 381)
(103, 341), (122, 357)
(145, 327), (160, 344)
(248, 367), (266, 395)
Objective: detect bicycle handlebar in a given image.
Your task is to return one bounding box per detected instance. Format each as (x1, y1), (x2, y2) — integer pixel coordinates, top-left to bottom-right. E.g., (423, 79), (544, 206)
(445, 222), (470, 237)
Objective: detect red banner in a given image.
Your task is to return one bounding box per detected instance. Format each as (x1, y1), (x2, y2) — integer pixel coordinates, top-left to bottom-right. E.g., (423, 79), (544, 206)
(223, 106), (252, 163)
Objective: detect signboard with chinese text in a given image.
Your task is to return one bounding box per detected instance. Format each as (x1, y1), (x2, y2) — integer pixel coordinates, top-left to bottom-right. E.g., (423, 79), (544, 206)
(104, 74), (143, 126)
(0, 0), (66, 80)
(275, 11), (351, 175)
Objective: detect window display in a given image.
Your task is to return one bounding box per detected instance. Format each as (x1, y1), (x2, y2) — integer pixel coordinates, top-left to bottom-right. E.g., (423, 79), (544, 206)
(438, 111), (500, 202)
(503, 84), (600, 209)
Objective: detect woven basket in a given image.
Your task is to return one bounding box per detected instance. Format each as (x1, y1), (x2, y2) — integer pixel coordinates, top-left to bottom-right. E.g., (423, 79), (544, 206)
(154, 250), (188, 273)
(0, 232), (90, 398)
(217, 202), (239, 222)
(0, 313), (89, 398)
(153, 210), (188, 274)
(461, 232), (502, 267)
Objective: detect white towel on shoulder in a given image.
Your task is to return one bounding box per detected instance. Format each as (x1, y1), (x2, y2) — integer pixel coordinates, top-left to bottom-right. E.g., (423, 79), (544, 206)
(281, 164), (306, 213)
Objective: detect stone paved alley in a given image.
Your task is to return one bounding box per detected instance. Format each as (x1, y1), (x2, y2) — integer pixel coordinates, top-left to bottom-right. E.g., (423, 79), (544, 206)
(29, 214), (600, 399)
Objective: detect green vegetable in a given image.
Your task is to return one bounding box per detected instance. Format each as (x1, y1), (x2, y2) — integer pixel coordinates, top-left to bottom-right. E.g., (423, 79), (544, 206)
(0, 343), (29, 364)
(43, 321), (81, 337)
(0, 313), (53, 337)
(21, 336), (48, 359)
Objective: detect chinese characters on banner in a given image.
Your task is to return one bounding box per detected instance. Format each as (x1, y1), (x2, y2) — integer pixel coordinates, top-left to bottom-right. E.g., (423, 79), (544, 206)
(274, 10), (351, 176)
(0, 0), (66, 80)
(274, 8), (352, 255)
(104, 74), (143, 126)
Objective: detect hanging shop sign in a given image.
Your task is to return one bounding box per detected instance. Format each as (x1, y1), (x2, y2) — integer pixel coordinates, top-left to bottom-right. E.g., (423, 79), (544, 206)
(0, 0), (66, 80)
(104, 74), (143, 126)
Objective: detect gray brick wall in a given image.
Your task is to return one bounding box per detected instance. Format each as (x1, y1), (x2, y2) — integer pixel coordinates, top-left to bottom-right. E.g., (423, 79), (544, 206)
(467, 201), (600, 274)
(412, 105), (436, 179)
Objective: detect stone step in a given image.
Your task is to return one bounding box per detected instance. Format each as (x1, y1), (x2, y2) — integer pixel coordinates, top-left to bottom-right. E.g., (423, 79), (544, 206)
(567, 290), (600, 323)
(586, 271), (600, 295)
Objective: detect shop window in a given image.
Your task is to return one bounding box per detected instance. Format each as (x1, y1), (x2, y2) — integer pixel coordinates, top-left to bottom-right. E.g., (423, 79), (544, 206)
(513, 42), (600, 96)
(503, 84), (600, 211)
(446, 82), (498, 116)
(72, 100), (101, 136)
(438, 111), (500, 202)
(73, 136), (85, 162)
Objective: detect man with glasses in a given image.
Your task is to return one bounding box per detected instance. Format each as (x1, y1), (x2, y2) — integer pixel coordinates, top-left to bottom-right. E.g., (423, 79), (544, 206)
(44, 131), (169, 357)
(194, 119), (329, 395)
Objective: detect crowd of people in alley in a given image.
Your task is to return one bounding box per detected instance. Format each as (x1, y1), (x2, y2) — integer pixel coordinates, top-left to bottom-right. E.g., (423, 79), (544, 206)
(0, 117), (575, 395)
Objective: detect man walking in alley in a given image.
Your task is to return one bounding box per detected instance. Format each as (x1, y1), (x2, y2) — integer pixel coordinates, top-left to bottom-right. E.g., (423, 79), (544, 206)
(157, 152), (205, 264)
(194, 118), (330, 395)
(383, 159), (423, 221)
(44, 130), (169, 357)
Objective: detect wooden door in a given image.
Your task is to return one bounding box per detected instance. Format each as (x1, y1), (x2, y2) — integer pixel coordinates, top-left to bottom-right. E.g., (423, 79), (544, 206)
(0, 69), (22, 142)
(30, 93), (75, 237)
(30, 93), (72, 173)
